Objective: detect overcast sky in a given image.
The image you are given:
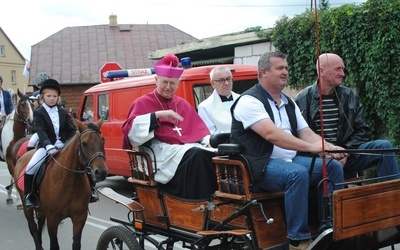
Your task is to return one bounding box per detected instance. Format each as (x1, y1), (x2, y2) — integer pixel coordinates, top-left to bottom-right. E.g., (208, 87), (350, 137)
(1, 0), (366, 60)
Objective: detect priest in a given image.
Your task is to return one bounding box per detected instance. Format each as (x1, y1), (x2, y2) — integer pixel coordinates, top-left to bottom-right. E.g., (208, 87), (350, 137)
(122, 54), (218, 199)
(198, 65), (240, 135)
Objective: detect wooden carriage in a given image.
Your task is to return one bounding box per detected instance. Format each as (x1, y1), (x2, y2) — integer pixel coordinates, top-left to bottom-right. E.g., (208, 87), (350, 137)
(97, 136), (400, 250)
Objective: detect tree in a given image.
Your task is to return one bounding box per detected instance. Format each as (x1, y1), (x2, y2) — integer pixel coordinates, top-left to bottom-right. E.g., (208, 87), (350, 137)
(310, 0), (330, 10)
(319, 0), (330, 10)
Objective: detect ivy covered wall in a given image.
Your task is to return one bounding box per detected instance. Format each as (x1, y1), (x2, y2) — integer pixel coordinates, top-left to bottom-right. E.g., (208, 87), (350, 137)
(271, 0), (400, 146)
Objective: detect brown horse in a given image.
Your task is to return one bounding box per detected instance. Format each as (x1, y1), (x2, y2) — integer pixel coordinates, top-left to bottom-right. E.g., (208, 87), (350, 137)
(2, 89), (34, 207)
(14, 119), (108, 250)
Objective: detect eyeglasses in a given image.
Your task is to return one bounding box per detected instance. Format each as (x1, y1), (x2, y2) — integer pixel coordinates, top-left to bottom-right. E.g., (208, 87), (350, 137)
(213, 76), (233, 84)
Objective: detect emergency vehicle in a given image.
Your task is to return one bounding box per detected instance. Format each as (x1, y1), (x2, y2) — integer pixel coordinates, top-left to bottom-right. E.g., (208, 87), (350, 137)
(77, 64), (259, 177)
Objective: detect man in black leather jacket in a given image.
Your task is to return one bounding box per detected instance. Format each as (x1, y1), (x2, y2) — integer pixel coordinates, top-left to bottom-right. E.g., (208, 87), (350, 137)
(295, 53), (399, 180)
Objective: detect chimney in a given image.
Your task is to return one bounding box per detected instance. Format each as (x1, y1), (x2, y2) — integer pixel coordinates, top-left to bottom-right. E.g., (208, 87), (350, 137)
(109, 14), (118, 27)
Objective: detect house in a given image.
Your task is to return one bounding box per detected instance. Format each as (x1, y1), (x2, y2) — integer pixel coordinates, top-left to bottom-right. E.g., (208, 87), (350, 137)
(0, 27), (29, 103)
(148, 29), (275, 66)
(29, 15), (281, 110)
(29, 15), (199, 110)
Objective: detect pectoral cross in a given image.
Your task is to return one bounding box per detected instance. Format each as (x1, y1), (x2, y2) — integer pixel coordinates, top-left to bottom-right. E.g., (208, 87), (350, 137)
(173, 125), (182, 136)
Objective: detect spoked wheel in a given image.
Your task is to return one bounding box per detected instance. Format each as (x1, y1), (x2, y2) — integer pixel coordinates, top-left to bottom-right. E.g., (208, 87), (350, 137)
(96, 226), (142, 250)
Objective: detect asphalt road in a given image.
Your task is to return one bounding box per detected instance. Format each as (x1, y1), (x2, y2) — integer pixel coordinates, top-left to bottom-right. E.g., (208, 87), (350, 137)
(0, 160), (187, 250)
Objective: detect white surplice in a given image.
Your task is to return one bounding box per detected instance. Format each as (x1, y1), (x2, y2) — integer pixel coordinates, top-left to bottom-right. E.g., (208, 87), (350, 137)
(126, 113), (213, 184)
(197, 89), (240, 134)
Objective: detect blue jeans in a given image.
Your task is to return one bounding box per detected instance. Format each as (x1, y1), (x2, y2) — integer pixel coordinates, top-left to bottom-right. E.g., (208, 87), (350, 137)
(255, 155), (344, 241)
(345, 140), (400, 181)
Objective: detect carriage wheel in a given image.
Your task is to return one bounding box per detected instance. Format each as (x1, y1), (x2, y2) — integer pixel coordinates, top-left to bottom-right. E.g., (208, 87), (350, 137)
(96, 226), (141, 250)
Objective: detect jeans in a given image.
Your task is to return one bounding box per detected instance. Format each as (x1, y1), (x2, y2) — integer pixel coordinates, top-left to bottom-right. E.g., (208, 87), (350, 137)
(345, 140), (400, 181)
(255, 155), (344, 241)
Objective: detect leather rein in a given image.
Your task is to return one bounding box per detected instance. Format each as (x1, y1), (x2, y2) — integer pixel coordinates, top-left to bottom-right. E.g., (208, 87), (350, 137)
(50, 128), (106, 174)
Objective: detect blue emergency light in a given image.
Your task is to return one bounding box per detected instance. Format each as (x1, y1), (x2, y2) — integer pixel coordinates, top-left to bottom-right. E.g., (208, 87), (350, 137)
(104, 57), (191, 79)
(180, 57), (192, 69)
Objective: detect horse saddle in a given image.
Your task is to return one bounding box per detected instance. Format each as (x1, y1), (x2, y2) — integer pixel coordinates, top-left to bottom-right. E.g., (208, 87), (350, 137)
(18, 153), (57, 193)
(33, 156), (53, 190)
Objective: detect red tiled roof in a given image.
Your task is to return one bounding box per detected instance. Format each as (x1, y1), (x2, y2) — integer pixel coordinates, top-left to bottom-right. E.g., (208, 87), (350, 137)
(29, 24), (198, 85)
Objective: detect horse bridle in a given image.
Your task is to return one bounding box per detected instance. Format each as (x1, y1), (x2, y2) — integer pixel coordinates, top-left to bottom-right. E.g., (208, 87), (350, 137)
(78, 129), (106, 173)
(51, 128), (106, 174)
(11, 97), (33, 135)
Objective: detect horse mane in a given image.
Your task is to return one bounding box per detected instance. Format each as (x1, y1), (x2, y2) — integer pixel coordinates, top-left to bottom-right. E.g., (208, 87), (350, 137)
(61, 121), (101, 151)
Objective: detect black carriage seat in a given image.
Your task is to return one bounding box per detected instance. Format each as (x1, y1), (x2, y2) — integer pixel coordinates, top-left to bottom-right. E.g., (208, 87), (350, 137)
(209, 133), (284, 201)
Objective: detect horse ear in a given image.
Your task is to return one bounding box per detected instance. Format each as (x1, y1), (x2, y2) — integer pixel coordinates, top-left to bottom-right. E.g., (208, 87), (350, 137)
(17, 88), (23, 98)
(73, 118), (85, 132)
(97, 118), (104, 129)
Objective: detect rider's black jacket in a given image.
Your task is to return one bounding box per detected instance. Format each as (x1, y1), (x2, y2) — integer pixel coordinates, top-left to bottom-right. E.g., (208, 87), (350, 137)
(294, 82), (371, 149)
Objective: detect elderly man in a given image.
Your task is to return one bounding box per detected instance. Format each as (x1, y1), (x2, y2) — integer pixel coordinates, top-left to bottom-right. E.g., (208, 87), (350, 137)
(294, 53), (399, 181)
(122, 54), (217, 199)
(198, 65), (239, 135)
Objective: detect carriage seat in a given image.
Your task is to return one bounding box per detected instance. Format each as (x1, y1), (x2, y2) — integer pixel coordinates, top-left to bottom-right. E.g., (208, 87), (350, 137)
(209, 133), (284, 202)
(126, 134), (284, 202)
(126, 149), (158, 187)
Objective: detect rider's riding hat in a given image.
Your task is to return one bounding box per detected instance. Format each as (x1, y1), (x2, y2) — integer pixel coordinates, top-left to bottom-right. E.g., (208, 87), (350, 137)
(40, 79), (61, 95)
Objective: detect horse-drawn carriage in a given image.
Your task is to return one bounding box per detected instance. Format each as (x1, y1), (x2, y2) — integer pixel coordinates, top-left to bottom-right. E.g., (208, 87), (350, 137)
(96, 133), (400, 250)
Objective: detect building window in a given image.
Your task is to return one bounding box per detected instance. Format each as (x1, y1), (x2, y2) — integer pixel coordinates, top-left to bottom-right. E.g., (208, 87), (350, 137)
(11, 70), (16, 85)
(0, 45), (4, 56)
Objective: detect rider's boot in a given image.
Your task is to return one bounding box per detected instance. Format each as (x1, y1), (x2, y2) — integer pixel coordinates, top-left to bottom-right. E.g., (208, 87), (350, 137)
(87, 173), (99, 203)
(24, 174), (37, 209)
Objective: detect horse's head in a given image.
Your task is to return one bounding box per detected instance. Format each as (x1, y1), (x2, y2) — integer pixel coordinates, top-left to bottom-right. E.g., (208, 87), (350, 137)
(16, 89), (34, 133)
(75, 118), (108, 182)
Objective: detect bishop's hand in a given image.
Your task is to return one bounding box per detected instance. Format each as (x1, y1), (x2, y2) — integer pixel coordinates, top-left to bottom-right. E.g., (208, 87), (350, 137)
(155, 110), (184, 122)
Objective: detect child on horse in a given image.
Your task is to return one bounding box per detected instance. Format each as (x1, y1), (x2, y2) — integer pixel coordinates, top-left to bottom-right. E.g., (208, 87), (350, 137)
(23, 79), (98, 209)
(26, 72), (49, 150)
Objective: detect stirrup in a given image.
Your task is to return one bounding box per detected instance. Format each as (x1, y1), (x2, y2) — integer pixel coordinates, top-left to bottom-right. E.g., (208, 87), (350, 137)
(24, 194), (38, 209)
(90, 189), (99, 203)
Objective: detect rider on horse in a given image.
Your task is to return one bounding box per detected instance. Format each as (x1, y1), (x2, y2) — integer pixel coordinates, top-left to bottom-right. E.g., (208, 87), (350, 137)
(23, 79), (98, 209)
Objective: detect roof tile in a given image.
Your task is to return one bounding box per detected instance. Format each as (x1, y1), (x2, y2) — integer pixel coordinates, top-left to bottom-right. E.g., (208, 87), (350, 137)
(30, 24), (198, 85)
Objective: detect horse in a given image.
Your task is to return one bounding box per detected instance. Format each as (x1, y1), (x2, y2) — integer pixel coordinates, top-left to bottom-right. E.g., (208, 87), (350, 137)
(1, 89), (34, 208)
(13, 119), (108, 250)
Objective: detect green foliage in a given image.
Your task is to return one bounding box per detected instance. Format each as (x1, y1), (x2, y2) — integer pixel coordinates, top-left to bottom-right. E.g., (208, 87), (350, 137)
(270, 0), (400, 146)
(319, 0), (330, 10)
(245, 26), (273, 39)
